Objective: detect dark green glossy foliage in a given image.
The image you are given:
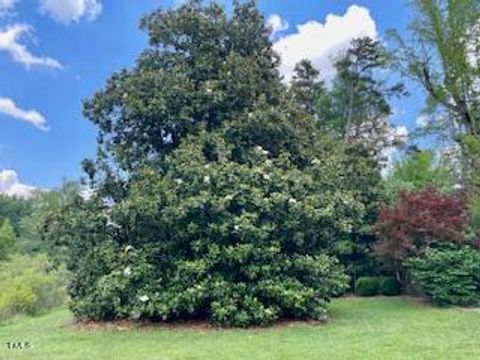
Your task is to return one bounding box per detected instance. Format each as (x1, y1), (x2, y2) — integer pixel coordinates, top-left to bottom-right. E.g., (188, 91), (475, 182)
(379, 277), (401, 296)
(355, 277), (380, 297)
(57, 1), (383, 327)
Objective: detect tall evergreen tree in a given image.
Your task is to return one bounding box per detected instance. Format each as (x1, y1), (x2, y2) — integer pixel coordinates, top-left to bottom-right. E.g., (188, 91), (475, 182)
(316, 37), (406, 158)
(290, 59), (325, 116)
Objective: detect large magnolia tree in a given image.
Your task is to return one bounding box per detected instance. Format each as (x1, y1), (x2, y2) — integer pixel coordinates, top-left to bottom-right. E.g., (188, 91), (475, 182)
(50, 0), (382, 326)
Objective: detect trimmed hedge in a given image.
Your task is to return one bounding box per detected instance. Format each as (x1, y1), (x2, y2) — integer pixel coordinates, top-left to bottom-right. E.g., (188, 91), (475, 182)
(355, 277), (380, 296)
(379, 277), (401, 296)
(355, 276), (401, 297)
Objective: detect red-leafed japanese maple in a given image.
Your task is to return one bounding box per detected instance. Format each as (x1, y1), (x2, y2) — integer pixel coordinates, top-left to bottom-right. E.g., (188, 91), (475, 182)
(374, 187), (468, 268)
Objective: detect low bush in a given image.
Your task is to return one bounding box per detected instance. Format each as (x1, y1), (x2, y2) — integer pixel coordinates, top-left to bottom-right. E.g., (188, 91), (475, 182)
(355, 277), (380, 296)
(406, 246), (480, 306)
(0, 254), (67, 321)
(379, 277), (401, 296)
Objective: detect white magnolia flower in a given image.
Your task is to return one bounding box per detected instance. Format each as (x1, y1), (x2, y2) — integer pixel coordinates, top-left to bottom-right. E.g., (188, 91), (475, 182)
(288, 198), (297, 205)
(234, 225), (240, 231)
(174, 178), (184, 185)
(123, 267), (132, 276)
(102, 197), (115, 208)
(107, 219), (121, 229)
(124, 245), (134, 254)
(139, 295), (149, 303)
(203, 175), (211, 184)
(255, 145), (270, 156)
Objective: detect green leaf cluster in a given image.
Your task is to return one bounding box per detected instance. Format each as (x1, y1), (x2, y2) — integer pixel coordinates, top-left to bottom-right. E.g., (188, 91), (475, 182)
(407, 246), (480, 306)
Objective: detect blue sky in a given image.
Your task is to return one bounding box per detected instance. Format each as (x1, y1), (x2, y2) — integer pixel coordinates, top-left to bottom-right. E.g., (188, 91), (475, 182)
(0, 0), (424, 196)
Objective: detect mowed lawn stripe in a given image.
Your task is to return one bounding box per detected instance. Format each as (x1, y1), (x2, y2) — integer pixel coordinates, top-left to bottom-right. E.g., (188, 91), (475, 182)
(1, 297), (480, 360)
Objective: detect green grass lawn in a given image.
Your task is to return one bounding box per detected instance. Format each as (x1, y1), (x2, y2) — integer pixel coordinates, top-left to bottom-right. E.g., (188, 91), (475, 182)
(1, 297), (480, 360)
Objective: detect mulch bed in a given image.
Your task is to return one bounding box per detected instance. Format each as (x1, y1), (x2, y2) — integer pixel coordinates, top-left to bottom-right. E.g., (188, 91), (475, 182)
(70, 318), (323, 332)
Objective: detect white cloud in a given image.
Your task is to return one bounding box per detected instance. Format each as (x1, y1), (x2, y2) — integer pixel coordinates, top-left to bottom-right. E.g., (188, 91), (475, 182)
(267, 14), (289, 38)
(80, 187), (94, 200)
(416, 114), (429, 128)
(0, 97), (49, 131)
(0, 24), (62, 69)
(394, 125), (408, 140)
(0, 170), (37, 199)
(39, 0), (102, 24)
(273, 5), (377, 82)
(0, 0), (17, 11)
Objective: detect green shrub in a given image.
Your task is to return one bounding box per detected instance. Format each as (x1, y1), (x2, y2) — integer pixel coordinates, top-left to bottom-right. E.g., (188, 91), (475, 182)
(406, 246), (480, 306)
(0, 254), (67, 321)
(379, 277), (401, 296)
(355, 277), (380, 296)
